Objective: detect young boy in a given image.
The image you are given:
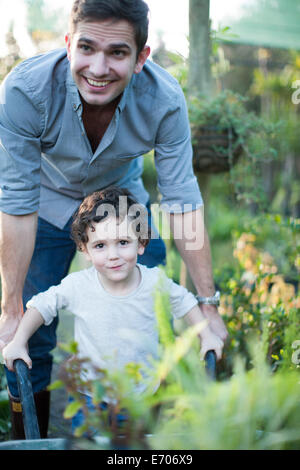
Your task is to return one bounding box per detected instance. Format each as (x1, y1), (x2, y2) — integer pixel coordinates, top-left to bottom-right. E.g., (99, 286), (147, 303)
(3, 186), (223, 431)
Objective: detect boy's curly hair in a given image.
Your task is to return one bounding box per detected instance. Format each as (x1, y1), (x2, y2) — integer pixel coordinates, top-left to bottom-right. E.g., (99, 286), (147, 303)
(71, 186), (151, 251)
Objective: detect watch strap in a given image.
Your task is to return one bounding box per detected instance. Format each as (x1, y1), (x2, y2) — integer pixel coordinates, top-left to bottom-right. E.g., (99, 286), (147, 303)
(196, 291), (220, 306)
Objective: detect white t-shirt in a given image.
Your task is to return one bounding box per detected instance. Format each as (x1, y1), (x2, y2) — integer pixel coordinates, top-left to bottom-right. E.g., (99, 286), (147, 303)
(27, 264), (198, 392)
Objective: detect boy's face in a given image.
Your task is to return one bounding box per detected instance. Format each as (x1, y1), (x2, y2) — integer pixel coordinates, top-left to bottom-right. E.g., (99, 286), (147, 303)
(65, 19), (150, 107)
(83, 215), (145, 287)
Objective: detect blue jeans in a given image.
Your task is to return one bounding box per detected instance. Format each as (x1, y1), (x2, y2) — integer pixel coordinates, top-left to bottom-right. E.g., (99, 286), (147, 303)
(69, 395), (127, 436)
(5, 203), (166, 397)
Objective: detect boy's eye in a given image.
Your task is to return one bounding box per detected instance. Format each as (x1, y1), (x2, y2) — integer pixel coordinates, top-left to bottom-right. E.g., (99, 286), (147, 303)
(119, 240), (128, 246)
(95, 243), (104, 249)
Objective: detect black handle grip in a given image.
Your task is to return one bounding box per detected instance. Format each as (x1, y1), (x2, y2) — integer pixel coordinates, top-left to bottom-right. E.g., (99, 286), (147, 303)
(14, 359), (40, 440)
(205, 350), (217, 380)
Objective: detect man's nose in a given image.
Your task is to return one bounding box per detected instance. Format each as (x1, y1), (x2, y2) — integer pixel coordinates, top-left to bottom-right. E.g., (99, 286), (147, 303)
(89, 52), (110, 77)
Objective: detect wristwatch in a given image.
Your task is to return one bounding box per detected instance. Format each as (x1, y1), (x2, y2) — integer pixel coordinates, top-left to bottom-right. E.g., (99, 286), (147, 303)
(196, 291), (220, 307)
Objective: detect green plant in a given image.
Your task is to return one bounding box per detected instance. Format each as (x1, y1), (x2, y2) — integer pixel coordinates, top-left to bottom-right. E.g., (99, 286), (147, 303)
(215, 215), (300, 377)
(0, 368), (10, 441)
(53, 327), (300, 450)
(51, 253), (300, 450)
(189, 90), (281, 207)
(149, 348), (300, 450)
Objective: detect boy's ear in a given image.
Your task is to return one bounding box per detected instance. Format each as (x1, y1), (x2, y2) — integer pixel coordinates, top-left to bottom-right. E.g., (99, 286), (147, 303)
(82, 247), (92, 262)
(137, 242), (146, 256)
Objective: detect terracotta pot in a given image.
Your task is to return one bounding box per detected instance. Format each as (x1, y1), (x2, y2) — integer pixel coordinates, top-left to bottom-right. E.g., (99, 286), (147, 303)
(192, 126), (243, 173)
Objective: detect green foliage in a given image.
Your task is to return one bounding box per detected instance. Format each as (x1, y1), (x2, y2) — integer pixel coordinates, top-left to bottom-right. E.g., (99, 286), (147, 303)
(52, 243), (300, 449)
(150, 353), (300, 450)
(25, 0), (65, 34)
(0, 372), (10, 440)
(188, 90), (281, 208)
(55, 325), (300, 450)
(215, 215), (300, 377)
(168, 49), (281, 209)
(0, 31), (22, 84)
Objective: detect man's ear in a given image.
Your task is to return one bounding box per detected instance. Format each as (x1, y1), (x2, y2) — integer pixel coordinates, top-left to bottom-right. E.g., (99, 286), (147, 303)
(134, 45), (151, 74)
(65, 33), (72, 61)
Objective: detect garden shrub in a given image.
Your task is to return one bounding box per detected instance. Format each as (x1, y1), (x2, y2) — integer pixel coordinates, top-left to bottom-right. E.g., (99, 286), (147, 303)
(216, 215), (300, 377)
(53, 253), (300, 449)
(0, 368), (10, 440)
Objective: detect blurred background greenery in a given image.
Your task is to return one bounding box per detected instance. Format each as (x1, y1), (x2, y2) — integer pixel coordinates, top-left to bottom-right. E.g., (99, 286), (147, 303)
(0, 0), (299, 447)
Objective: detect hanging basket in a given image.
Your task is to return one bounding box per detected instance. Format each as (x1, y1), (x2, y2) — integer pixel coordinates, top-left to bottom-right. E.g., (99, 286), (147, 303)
(192, 125), (243, 174)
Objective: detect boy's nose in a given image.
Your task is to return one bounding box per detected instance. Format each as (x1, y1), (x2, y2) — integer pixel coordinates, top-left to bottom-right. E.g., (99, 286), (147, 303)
(89, 52), (110, 77)
(107, 245), (119, 259)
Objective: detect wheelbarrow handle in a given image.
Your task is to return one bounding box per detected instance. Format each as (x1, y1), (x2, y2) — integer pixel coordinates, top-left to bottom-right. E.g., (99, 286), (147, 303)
(204, 350), (217, 380)
(13, 359), (41, 440)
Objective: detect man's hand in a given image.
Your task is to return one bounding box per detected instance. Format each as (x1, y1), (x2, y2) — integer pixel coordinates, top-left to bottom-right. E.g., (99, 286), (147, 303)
(0, 307), (23, 351)
(0, 211), (37, 351)
(201, 304), (228, 343)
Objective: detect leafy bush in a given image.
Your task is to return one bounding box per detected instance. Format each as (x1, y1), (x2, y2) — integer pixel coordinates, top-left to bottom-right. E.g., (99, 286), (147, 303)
(53, 331), (300, 450)
(0, 368), (10, 440)
(52, 257), (300, 450)
(216, 215), (300, 377)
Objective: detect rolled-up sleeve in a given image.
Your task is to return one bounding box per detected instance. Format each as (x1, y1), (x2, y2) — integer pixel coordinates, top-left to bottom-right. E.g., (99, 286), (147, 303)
(0, 70), (43, 215)
(154, 86), (203, 213)
(157, 269), (198, 319)
(26, 275), (73, 326)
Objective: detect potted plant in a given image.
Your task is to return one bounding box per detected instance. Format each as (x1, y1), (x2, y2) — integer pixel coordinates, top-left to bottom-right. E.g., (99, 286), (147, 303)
(188, 89), (278, 174)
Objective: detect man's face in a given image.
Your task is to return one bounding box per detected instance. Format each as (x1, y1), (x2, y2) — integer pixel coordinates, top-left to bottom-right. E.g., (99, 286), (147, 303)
(65, 19), (150, 107)
(83, 215), (145, 288)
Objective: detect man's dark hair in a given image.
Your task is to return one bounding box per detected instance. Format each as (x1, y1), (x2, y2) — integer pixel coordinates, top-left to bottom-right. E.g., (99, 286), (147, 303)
(71, 186), (151, 251)
(69, 0), (149, 55)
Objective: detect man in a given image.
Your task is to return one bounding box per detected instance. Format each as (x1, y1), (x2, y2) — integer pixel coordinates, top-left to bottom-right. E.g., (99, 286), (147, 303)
(0, 0), (227, 438)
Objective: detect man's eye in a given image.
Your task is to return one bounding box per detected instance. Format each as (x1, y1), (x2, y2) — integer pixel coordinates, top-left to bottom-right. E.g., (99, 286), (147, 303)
(113, 50), (125, 57)
(79, 44), (91, 52)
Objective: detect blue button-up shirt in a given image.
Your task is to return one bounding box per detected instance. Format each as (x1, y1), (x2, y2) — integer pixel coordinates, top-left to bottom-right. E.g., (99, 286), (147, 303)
(0, 48), (202, 229)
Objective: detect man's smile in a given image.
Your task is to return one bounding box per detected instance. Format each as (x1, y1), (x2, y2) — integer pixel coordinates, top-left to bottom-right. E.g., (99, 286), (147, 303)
(85, 77), (112, 88)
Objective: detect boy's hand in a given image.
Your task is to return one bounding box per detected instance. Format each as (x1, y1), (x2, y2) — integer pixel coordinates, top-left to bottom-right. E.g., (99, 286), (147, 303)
(2, 341), (32, 372)
(199, 328), (224, 361)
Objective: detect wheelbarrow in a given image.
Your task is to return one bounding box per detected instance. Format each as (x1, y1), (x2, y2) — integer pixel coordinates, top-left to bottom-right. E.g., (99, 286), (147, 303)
(0, 359), (70, 450)
(0, 351), (217, 450)
(204, 349), (217, 380)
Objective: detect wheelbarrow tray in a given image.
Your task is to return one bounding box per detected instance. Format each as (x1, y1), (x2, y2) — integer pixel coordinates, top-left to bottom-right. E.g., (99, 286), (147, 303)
(1, 353), (217, 450)
(1, 359), (71, 450)
(0, 437), (69, 450)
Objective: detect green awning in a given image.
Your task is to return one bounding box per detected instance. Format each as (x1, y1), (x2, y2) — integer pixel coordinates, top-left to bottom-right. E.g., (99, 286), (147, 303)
(219, 0), (300, 50)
